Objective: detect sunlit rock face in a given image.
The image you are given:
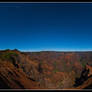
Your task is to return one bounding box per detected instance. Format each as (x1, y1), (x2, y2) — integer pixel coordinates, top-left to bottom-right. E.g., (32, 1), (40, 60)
(0, 50), (92, 89)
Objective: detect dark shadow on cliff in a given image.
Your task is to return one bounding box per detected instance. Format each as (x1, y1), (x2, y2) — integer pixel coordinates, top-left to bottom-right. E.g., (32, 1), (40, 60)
(74, 65), (89, 87)
(0, 77), (10, 89)
(73, 63), (92, 88)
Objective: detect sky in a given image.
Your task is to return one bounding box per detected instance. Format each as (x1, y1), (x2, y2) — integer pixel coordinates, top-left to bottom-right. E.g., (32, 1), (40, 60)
(0, 3), (92, 51)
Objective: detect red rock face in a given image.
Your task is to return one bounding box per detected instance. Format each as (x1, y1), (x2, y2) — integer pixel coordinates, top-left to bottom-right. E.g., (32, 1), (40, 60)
(0, 61), (39, 89)
(0, 50), (92, 89)
(0, 50), (40, 89)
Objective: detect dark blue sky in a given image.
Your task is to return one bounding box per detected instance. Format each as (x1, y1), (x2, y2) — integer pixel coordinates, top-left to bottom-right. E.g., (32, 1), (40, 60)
(0, 3), (92, 51)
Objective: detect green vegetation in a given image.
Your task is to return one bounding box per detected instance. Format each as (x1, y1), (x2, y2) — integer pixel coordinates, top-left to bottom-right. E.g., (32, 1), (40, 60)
(81, 61), (86, 67)
(53, 68), (59, 73)
(0, 51), (18, 60)
(53, 61), (59, 73)
(53, 61), (57, 68)
(79, 57), (87, 67)
(38, 62), (43, 73)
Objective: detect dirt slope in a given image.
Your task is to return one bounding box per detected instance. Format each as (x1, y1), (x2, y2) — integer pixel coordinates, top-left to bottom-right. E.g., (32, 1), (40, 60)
(0, 49), (92, 89)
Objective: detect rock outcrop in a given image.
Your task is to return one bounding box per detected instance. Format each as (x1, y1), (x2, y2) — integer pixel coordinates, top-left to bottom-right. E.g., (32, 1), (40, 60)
(0, 50), (92, 89)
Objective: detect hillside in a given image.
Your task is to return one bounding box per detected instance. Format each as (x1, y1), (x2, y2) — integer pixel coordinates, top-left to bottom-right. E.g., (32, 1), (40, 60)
(0, 49), (92, 89)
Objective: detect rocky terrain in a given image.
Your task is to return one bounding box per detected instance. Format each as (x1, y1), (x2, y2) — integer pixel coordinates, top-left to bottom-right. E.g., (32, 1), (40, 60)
(0, 49), (92, 89)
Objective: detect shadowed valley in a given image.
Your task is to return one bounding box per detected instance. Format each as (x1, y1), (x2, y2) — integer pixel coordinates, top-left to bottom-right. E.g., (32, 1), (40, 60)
(0, 49), (92, 89)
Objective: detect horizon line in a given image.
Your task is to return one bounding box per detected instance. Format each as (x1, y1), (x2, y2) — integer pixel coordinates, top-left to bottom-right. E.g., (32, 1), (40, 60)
(20, 49), (92, 52)
(1, 49), (92, 52)
(22, 50), (92, 52)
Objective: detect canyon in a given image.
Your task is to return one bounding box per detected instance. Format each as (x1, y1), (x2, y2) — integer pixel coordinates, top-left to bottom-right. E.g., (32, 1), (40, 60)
(0, 49), (92, 89)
